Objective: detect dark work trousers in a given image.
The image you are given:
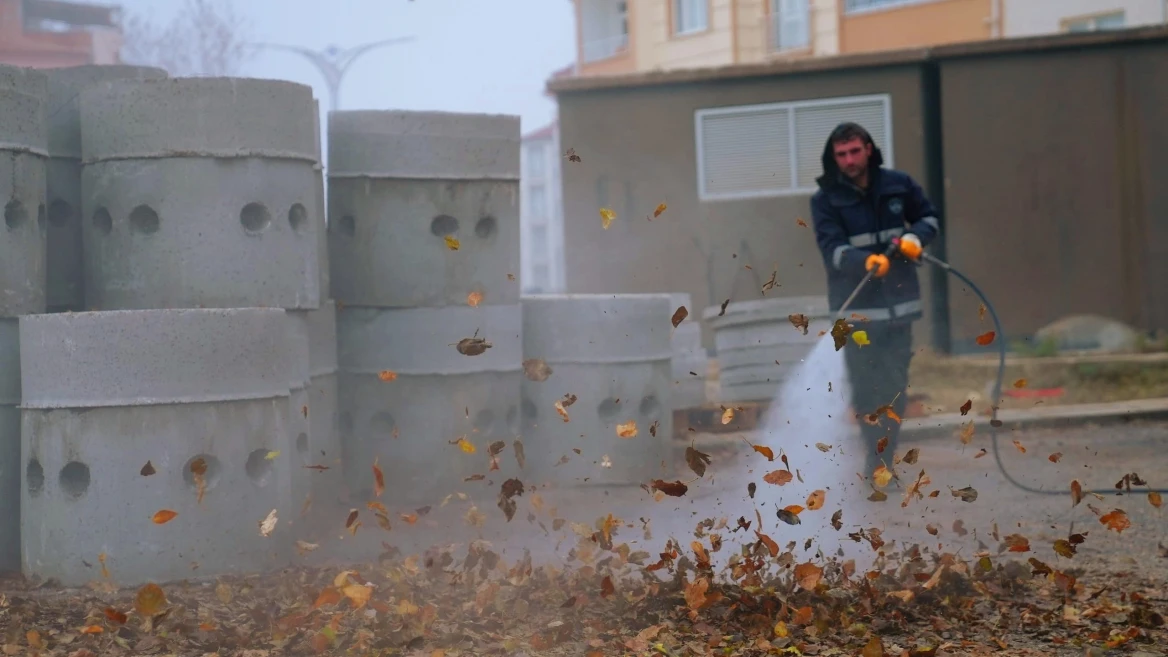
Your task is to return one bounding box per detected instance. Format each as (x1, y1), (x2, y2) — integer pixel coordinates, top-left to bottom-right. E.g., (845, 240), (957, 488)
(843, 320), (914, 476)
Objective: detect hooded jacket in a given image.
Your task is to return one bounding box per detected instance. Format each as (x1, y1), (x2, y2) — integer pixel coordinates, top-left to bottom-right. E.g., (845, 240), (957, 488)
(809, 124), (940, 323)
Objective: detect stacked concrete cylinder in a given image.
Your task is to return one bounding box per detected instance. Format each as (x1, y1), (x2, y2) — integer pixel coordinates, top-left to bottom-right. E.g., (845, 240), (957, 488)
(704, 296), (831, 403)
(43, 65), (167, 313)
(668, 292), (708, 409)
(19, 309), (297, 587)
(0, 65), (49, 573)
(521, 294), (673, 486)
(328, 110), (522, 507)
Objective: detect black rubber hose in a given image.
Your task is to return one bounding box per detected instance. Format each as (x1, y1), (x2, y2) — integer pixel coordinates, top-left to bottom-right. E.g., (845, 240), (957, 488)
(929, 257), (1168, 496)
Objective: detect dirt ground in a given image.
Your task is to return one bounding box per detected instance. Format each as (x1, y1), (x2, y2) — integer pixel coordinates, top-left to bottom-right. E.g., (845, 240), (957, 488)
(2, 421), (1166, 656)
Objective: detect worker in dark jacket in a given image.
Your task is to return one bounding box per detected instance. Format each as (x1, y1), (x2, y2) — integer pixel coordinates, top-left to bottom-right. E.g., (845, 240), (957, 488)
(809, 122), (940, 476)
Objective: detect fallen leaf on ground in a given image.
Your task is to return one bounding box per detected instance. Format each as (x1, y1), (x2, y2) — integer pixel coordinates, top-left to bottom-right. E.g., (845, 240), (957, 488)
(151, 509), (178, 525)
(134, 583), (167, 616)
(103, 607), (127, 624)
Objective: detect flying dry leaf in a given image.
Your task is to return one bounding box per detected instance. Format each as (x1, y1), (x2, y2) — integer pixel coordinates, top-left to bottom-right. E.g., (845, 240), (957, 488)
(852, 330), (870, 346)
(378, 370), (398, 382)
(565, 147), (581, 162)
(751, 444), (775, 461)
(671, 305), (688, 328)
(830, 319), (853, 351)
(653, 203), (667, 218)
(600, 575), (615, 598)
(872, 465), (893, 488)
(616, 420), (637, 438)
(960, 399), (973, 415)
(747, 482), (756, 498)
(342, 584), (372, 609)
(720, 407), (735, 425)
(456, 437), (476, 453)
(553, 400), (570, 422)
(1150, 491), (1163, 508)
(794, 562), (823, 591)
(140, 461), (156, 476)
(522, 358), (553, 382)
(1071, 480), (1083, 507)
(151, 509), (178, 525)
(1004, 534), (1031, 552)
(513, 440), (526, 469)
(876, 436), (889, 454)
(796, 217), (808, 227)
(1099, 509), (1131, 533)
(1049, 452), (1063, 463)
(719, 299), (730, 316)
(926, 523), (939, 536)
(831, 510), (843, 530)
(599, 207), (616, 229)
(903, 448), (920, 464)
(788, 313), (809, 335)
(868, 489), (888, 502)
(763, 469), (793, 486)
(444, 235), (460, 251)
(953, 519), (968, 536)
(958, 421), (975, 445)
(1053, 539), (1076, 559)
(685, 446), (711, 477)
(651, 479), (688, 497)
(258, 509), (278, 536)
(1013, 378), (1027, 388)
(950, 486), (979, 503)
(975, 330), (996, 346)
(815, 442), (833, 452)
(862, 635), (886, 657)
(806, 489), (826, 510)
(134, 583), (167, 616)
(104, 607), (128, 625)
(1013, 439), (1027, 454)
(372, 459), (385, 498)
(683, 577), (710, 612)
(777, 507), (802, 526)
(455, 337), (492, 356)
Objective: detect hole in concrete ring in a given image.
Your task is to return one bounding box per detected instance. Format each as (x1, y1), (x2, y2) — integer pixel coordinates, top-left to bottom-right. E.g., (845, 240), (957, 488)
(48, 199), (73, 228)
(472, 409), (495, 435)
(4, 200), (28, 230)
(288, 203), (308, 233)
(337, 215), (356, 237)
(245, 449), (275, 487)
(597, 397), (621, 421)
(429, 214), (459, 237)
(26, 460), (45, 496)
(92, 207), (113, 234)
(474, 215), (498, 240)
(369, 411), (396, 437)
(129, 205), (160, 234)
(639, 395), (662, 420)
(59, 461), (91, 498)
(182, 454), (222, 491)
(295, 432), (310, 465)
(240, 202), (271, 233)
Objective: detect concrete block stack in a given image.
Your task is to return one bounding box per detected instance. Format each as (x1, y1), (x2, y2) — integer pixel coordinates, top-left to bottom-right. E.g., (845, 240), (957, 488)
(521, 294), (673, 486)
(703, 295), (831, 403)
(0, 64), (49, 574)
(328, 110), (523, 507)
(13, 76), (333, 586)
(43, 65), (167, 313)
(668, 292), (708, 410)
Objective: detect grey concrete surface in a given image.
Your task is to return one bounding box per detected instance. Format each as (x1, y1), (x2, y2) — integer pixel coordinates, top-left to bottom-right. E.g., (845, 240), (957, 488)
(669, 292), (708, 409)
(521, 294), (673, 486)
(79, 77), (320, 310)
(0, 318), (19, 572)
(0, 64), (48, 317)
(289, 304), (343, 530)
(328, 178), (520, 308)
(43, 65), (167, 311)
(310, 98), (329, 299)
(19, 308), (290, 408)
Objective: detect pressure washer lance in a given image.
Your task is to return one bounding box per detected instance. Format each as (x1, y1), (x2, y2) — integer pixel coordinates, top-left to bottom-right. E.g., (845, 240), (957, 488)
(843, 235), (1168, 499)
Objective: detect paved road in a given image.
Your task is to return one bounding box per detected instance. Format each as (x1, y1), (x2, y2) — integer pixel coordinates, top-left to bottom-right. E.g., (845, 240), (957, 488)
(301, 420), (1168, 582)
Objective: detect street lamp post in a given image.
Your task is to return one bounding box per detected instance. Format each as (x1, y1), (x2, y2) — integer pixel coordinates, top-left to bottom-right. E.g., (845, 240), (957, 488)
(250, 37), (416, 112)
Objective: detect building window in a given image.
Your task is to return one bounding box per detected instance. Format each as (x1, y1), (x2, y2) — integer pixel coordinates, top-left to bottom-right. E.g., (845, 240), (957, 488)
(528, 186), (547, 219)
(770, 0), (810, 52)
(531, 224), (549, 254)
(582, 0), (630, 62)
(674, 0), (709, 35)
(844, 0), (935, 14)
(694, 94), (893, 201)
(1063, 11), (1125, 33)
(526, 144), (545, 179)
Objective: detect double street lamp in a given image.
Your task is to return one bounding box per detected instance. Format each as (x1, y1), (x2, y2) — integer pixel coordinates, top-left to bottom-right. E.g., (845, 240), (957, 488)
(250, 37), (416, 112)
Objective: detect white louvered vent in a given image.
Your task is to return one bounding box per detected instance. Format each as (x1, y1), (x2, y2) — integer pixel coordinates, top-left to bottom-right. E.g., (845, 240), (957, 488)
(695, 94), (893, 201)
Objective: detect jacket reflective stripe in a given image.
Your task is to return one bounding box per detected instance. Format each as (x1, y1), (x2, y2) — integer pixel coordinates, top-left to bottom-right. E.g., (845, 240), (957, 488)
(832, 244), (851, 270)
(920, 216), (940, 232)
(848, 299), (923, 321)
(848, 226), (905, 247)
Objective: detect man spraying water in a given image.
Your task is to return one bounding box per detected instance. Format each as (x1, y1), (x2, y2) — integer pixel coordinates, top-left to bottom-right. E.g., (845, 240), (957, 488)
(809, 122), (941, 475)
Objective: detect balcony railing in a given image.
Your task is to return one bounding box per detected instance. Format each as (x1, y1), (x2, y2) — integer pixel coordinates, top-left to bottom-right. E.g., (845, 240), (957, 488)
(766, 6), (811, 54)
(582, 33), (629, 63)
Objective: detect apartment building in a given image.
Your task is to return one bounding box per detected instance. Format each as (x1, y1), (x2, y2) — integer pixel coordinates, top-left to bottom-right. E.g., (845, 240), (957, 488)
(571, 0), (1167, 76)
(520, 121), (568, 294)
(0, 0), (123, 68)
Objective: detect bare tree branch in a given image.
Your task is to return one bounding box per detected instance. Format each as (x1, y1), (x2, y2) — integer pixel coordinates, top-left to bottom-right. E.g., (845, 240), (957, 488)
(120, 0), (255, 77)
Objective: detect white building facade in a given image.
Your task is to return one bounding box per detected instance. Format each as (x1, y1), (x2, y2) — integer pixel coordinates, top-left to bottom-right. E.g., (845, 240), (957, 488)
(1004, 0), (1167, 36)
(520, 121), (567, 294)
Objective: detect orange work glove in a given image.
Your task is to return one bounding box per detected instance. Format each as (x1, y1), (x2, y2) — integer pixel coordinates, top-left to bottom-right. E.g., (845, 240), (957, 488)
(897, 233), (923, 261)
(865, 253), (890, 278)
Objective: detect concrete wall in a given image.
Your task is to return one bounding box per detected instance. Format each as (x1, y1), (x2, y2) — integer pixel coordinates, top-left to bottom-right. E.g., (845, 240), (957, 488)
(555, 64), (930, 349)
(840, 0), (995, 53)
(939, 38), (1168, 346)
(1004, 0), (1167, 36)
